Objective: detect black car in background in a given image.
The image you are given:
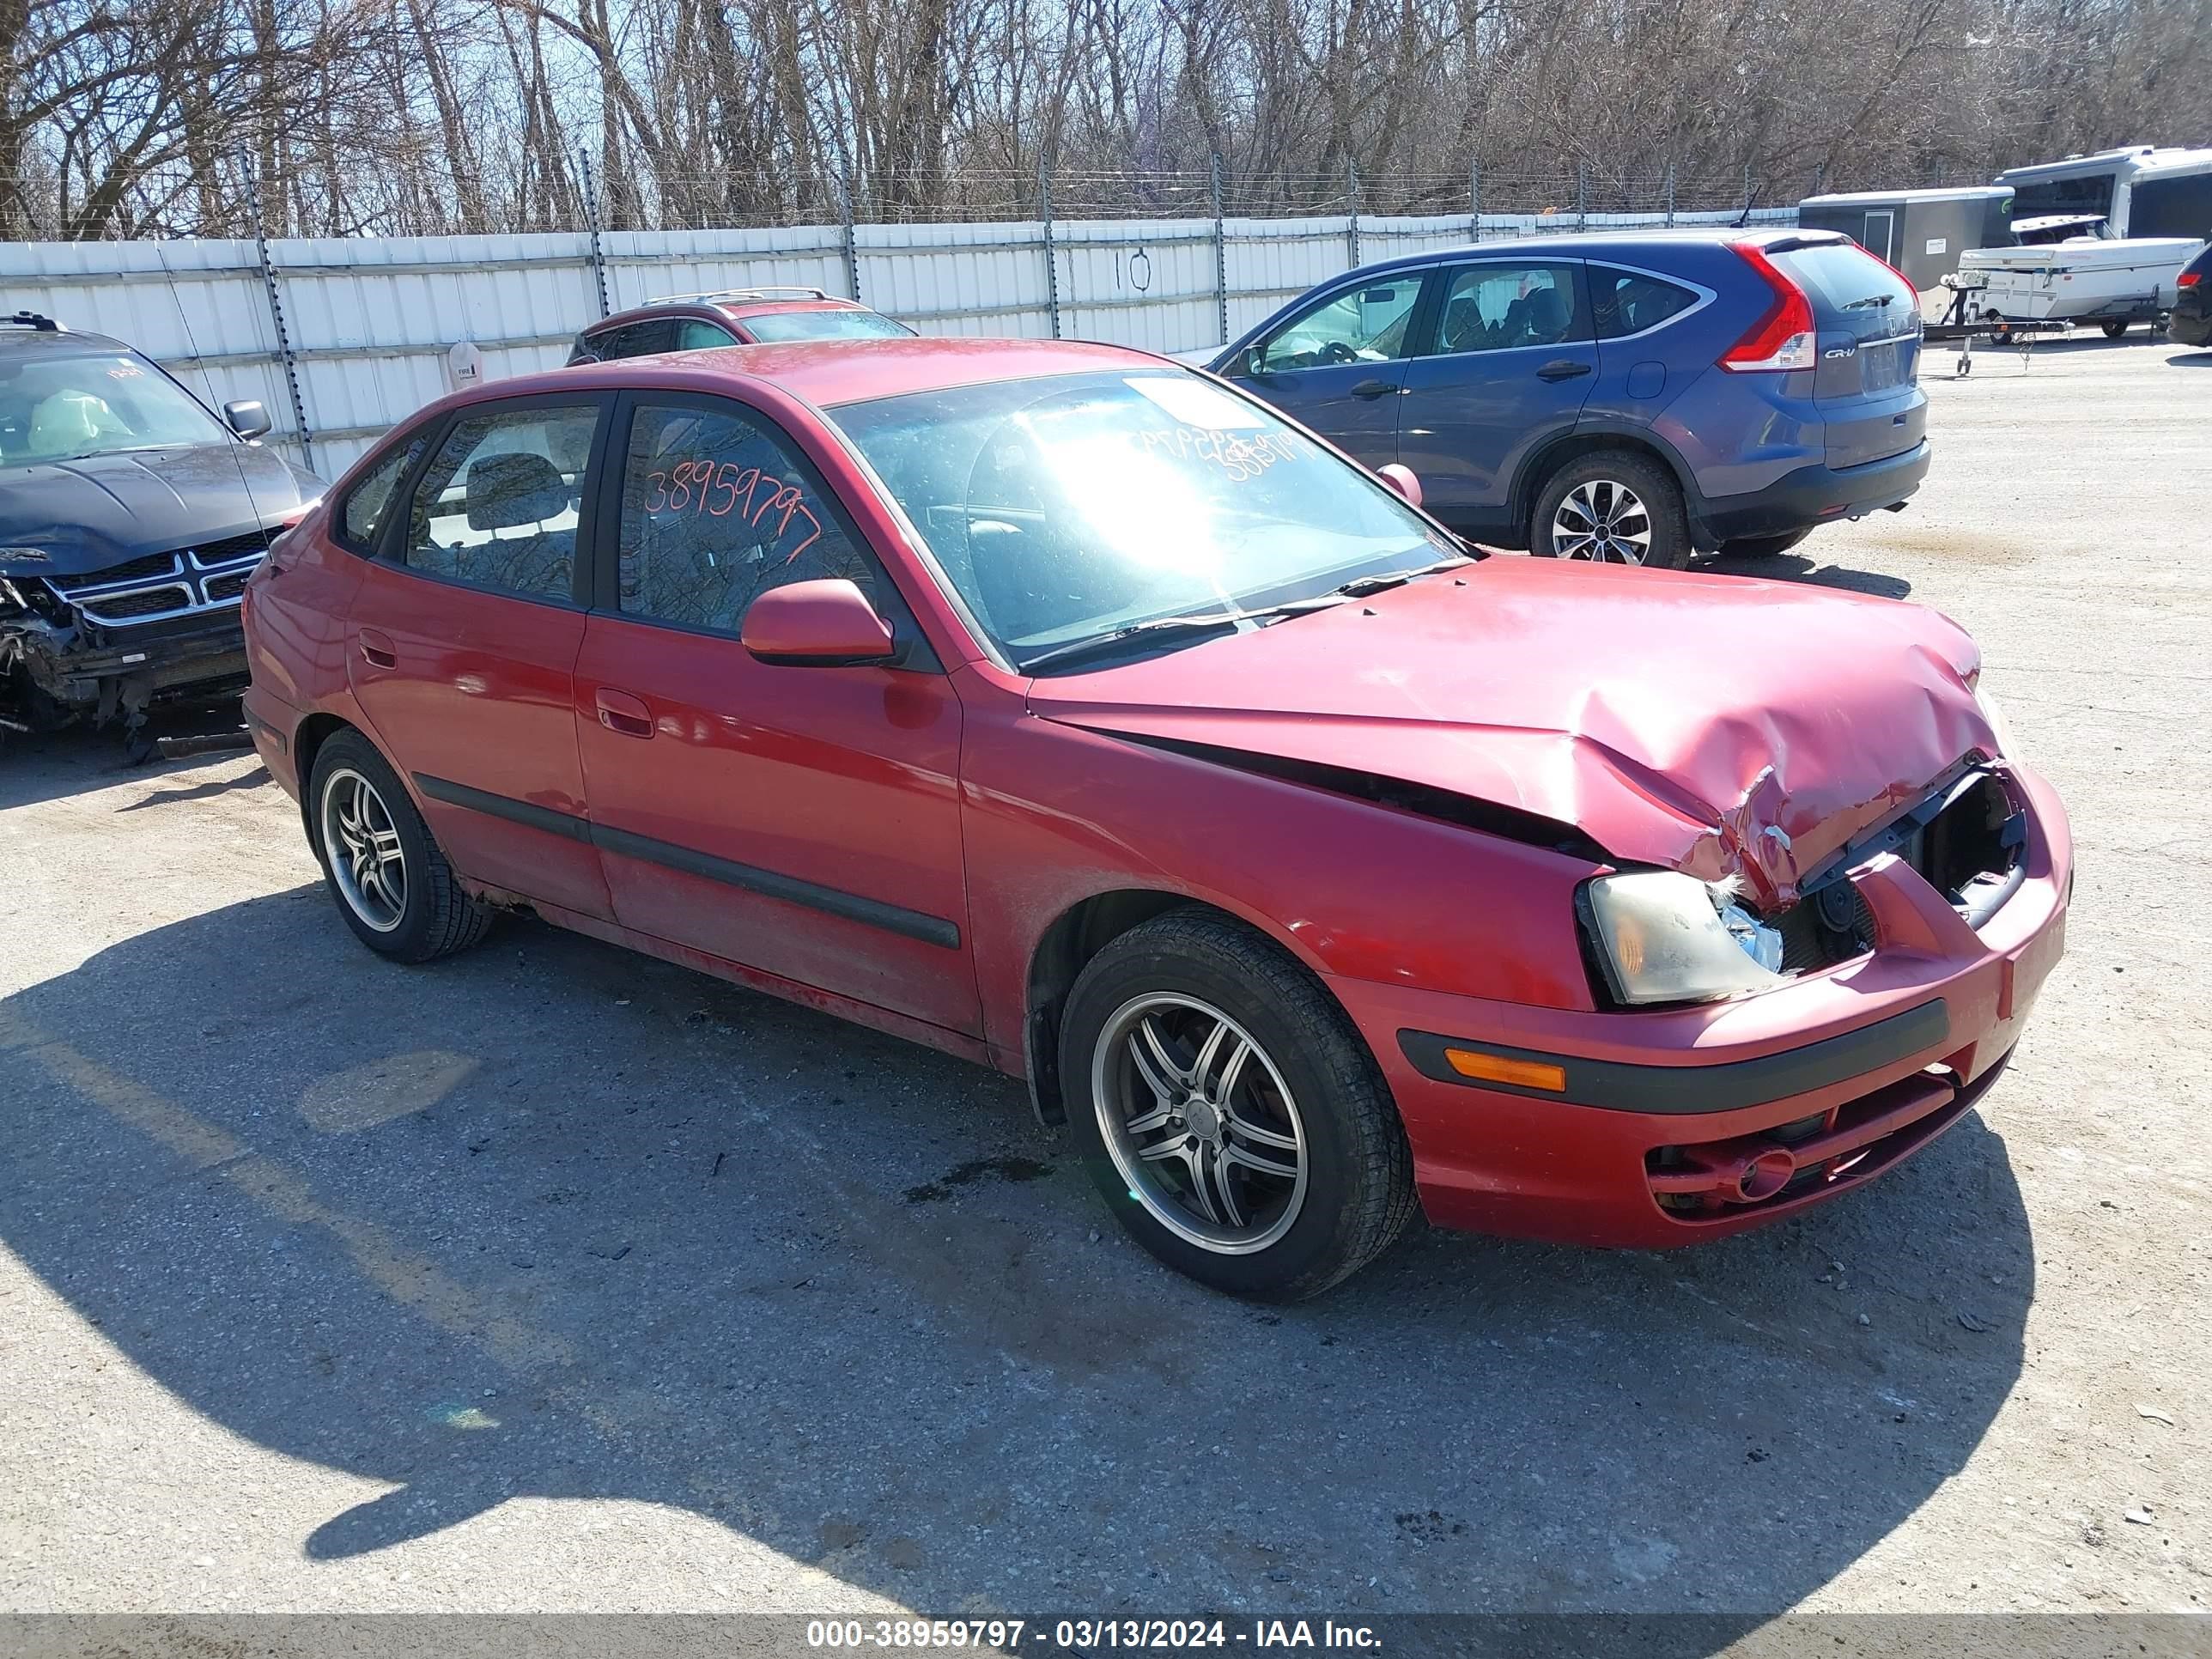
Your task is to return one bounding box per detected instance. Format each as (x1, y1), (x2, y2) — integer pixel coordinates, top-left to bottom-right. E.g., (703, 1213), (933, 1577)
(0, 313), (323, 747)
(2172, 245), (2211, 349)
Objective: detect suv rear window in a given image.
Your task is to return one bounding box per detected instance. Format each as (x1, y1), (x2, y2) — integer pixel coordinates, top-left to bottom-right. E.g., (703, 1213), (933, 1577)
(1769, 242), (1917, 342)
(740, 309), (910, 343)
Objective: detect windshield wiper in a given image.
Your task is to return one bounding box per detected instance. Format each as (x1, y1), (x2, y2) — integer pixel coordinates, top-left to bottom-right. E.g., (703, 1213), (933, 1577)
(1018, 611), (1249, 675)
(1328, 554), (1472, 599)
(1018, 556), (1473, 676)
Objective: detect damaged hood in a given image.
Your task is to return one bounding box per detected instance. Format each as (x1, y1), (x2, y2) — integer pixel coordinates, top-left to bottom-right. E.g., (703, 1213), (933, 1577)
(0, 444), (321, 577)
(1026, 558), (1998, 906)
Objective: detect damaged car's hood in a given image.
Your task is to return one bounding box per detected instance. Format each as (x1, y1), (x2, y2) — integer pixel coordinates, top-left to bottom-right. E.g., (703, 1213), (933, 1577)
(1025, 558), (2000, 905)
(0, 443), (320, 576)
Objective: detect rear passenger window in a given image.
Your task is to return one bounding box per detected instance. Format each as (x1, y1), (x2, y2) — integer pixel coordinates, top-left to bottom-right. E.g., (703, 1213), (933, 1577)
(398, 403), (599, 601)
(615, 400), (879, 636)
(1590, 267), (1700, 339)
(338, 434), (426, 551)
(675, 320), (737, 351)
(1428, 263), (1586, 354)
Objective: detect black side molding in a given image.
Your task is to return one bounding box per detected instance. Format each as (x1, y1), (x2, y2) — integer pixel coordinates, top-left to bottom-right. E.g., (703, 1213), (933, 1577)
(411, 772), (961, 950)
(415, 773), (592, 842)
(1399, 999), (1951, 1115)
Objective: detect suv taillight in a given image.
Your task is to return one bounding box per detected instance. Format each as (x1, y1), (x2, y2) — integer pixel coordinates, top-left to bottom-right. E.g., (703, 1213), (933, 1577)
(2182, 269), (2202, 289)
(1721, 241), (1817, 372)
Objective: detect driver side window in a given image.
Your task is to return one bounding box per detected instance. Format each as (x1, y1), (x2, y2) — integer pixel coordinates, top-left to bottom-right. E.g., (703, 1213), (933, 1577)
(1257, 276), (1425, 373)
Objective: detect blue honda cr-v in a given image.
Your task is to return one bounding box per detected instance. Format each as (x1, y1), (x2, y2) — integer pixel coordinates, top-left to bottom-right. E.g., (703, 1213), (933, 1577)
(1200, 228), (1929, 567)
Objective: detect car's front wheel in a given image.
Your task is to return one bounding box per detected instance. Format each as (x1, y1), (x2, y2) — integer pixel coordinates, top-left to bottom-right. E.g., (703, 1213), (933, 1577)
(1060, 908), (1416, 1300)
(309, 729), (493, 962)
(1530, 451), (1692, 569)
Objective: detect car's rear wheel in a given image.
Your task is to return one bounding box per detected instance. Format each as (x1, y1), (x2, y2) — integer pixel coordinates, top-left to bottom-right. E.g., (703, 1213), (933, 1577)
(309, 729), (492, 962)
(1060, 908), (1416, 1300)
(1530, 452), (1691, 569)
(1717, 527), (1814, 559)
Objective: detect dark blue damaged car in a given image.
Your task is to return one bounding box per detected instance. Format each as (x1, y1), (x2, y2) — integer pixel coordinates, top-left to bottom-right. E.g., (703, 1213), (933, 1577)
(0, 313), (323, 743)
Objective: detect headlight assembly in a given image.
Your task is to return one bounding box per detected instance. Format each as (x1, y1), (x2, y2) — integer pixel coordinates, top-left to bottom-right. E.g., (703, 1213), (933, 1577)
(1582, 870), (1787, 1006)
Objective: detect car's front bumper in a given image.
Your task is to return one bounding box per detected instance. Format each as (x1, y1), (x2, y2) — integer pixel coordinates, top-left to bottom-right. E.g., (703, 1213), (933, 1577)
(0, 606), (248, 721)
(1328, 761), (2070, 1249)
(1698, 440), (1931, 545)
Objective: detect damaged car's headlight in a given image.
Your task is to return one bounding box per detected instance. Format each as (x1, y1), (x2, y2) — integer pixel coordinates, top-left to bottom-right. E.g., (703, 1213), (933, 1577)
(1582, 871), (1787, 1006)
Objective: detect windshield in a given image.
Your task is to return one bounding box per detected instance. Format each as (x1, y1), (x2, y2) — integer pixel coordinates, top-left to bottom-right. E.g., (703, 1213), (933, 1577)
(742, 309), (913, 343)
(0, 351), (229, 469)
(830, 369), (1453, 671)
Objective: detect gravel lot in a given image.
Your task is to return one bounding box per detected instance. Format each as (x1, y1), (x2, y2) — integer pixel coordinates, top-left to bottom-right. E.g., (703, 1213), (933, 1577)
(3, 335), (2208, 1626)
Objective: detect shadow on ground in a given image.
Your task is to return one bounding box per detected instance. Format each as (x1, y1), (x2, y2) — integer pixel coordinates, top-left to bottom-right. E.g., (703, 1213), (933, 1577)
(0, 890), (2033, 1627)
(0, 702), (262, 814)
(1700, 550), (1913, 599)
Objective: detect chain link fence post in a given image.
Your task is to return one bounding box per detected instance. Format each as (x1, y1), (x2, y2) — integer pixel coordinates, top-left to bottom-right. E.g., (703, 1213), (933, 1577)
(1346, 159), (1360, 269)
(1665, 161), (1676, 227)
(1209, 152), (1230, 347)
(838, 172), (864, 305)
(1576, 161), (1588, 233)
(1469, 159), (1481, 242)
(245, 161), (314, 475)
(578, 149), (611, 319)
(1039, 161), (1062, 338)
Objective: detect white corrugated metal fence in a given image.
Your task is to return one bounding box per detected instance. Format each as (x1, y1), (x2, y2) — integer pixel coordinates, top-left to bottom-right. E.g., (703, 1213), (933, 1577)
(1, 207), (1793, 481)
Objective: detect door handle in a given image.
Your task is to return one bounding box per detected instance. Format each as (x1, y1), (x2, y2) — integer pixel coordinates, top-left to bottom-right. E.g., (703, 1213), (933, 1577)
(357, 629), (397, 670)
(1535, 360), (1592, 382)
(1349, 378), (1398, 399)
(594, 687), (653, 739)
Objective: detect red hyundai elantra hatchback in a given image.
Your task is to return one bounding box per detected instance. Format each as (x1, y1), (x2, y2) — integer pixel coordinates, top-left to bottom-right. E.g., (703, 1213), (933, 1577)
(241, 337), (2069, 1299)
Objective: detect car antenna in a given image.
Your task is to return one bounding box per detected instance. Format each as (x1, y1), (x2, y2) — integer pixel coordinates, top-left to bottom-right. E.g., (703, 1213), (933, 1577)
(151, 236), (277, 548)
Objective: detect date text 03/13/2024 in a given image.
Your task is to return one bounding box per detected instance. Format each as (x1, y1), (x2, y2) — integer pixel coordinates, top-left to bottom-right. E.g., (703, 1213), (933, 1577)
(805, 1620), (1383, 1650)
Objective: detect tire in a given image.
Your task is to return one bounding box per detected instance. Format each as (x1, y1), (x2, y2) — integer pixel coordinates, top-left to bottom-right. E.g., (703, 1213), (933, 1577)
(2101, 319), (2130, 340)
(1987, 313), (2013, 346)
(1530, 450), (1692, 569)
(1717, 527), (1814, 559)
(307, 728), (493, 963)
(1059, 908), (1417, 1300)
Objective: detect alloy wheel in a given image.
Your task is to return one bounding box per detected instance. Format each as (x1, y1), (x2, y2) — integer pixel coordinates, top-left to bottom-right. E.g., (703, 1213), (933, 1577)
(320, 767), (408, 933)
(1553, 478), (1653, 563)
(1091, 993), (1309, 1253)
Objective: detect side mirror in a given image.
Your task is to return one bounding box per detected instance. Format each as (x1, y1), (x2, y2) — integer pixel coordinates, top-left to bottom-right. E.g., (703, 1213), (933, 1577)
(223, 399), (271, 440)
(1376, 463), (1424, 509)
(741, 579), (896, 667)
(1238, 345), (1267, 378)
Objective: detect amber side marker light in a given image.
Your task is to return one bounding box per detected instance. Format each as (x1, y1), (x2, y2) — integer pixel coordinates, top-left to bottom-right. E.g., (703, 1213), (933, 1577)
(1443, 1048), (1567, 1091)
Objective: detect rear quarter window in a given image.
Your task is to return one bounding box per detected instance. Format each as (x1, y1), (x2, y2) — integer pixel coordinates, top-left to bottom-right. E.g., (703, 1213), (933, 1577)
(337, 432), (428, 552)
(1589, 267), (1699, 339)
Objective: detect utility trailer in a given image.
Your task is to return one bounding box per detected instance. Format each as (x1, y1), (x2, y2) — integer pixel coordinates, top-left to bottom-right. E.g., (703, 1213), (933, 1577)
(1796, 186), (2015, 323)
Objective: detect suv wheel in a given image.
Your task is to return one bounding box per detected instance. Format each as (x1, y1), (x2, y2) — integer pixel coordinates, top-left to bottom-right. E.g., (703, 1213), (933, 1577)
(1531, 452), (1691, 569)
(1060, 908), (1417, 1301)
(309, 729), (493, 962)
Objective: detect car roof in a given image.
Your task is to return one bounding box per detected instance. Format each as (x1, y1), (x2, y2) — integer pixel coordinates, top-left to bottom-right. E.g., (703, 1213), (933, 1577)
(0, 320), (131, 355)
(586, 294), (878, 334)
(513, 336), (1170, 409)
(1342, 224), (1840, 279)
